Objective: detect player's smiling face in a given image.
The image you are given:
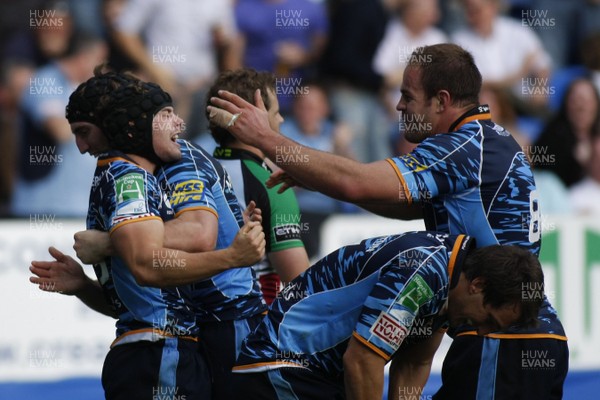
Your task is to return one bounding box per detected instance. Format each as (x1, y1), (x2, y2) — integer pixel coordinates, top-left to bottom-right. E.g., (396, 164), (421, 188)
(396, 66), (437, 144)
(71, 121), (109, 157)
(152, 106), (183, 163)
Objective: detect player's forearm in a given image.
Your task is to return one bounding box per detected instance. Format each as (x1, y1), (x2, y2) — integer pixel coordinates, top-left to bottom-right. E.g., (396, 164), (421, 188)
(389, 362), (431, 400)
(261, 135), (372, 203)
(132, 247), (238, 287)
(388, 331), (441, 399)
(343, 360), (384, 400)
(75, 278), (117, 318)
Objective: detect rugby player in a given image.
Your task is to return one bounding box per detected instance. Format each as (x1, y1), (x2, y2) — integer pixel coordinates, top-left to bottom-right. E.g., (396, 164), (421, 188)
(71, 69), (271, 400)
(230, 232), (545, 399)
(32, 74), (265, 400)
(207, 43), (568, 399)
(207, 68), (310, 305)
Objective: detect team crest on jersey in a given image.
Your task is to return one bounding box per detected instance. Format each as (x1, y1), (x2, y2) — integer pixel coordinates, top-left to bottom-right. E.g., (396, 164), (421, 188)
(370, 312), (407, 351)
(115, 173), (147, 215)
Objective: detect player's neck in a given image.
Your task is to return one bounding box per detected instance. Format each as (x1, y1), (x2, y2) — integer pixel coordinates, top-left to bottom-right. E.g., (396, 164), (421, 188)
(228, 141), (265, 160)
(126, 153), (156, 173)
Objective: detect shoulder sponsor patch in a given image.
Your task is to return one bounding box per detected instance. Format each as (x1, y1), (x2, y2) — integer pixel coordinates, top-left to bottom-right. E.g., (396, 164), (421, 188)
(115, 173), (147, 216)
(273, 224), (301, 243)
(397, 274), (434, 313)
(369, 311), (407, 352)
(169, 179), (205, 206)
(111, 213), (155, 227)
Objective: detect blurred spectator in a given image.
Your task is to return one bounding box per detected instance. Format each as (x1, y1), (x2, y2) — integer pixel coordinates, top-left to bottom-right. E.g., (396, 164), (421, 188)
(0, 62), (35, 215)
(101, 0), (137, 73)
(0, 1), (45, 46)
(3, 0), (73, 68)
(319, 0), (395, 163)
(11, 33), (106, 217)
(582, 32), (600, 95)
(235, 0), (328, 113)
(111, 0), (240, 139)
(570, 130), (600, 214)
(481, 84), (572, 214)
(281, 83), (354, 258)
(374, 0), (446, 102)
(67, 0), (103, 37)
(482, 84), (570, 214)
(535, 77), (600, 187)
(373, 0), (447, 116)
(438, 0), (465, 35)
(452, 0), (552, 110)
(531, 0), (600, 69)
(480, 84), (524, 137)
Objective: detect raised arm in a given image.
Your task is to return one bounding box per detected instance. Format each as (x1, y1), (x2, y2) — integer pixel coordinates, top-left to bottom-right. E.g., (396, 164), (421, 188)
(208, 91), (407, 205)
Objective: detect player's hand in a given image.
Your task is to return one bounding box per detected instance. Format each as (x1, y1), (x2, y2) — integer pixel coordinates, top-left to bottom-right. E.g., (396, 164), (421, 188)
(230, 221), (265, 267)
(207, 89), (276, 148)
(29, 247), (87, 295)
(266, 170), (310, 194)
(74, 229), (112, 264)
(243, 200), (263, 224)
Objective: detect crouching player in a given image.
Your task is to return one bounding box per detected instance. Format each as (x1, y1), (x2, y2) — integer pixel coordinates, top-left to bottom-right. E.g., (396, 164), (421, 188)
(230, 232), (548, 400)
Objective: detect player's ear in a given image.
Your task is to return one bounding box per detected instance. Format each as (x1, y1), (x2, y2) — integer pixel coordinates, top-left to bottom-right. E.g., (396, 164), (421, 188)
(469, 277), (485, 294)
(436, 91), (450, 111)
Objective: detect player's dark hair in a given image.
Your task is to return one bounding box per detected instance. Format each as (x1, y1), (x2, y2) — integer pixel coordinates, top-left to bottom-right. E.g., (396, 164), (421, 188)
(206, 68), (276, 146)
(408, 43), (482, 107)
(462, 245), (544, 328)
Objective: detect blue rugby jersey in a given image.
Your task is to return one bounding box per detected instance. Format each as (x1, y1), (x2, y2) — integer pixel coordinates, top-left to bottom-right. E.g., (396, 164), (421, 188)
(86, 151), (198, 343)
(388, 106), (565, 338)
(388, 105), (540, 255)
(233, 232), (473, 376)
(156, 140), (266, 322)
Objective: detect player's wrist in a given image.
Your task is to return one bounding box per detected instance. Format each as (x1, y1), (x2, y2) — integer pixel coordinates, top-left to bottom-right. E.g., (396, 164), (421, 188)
(72, 275), (96, 297)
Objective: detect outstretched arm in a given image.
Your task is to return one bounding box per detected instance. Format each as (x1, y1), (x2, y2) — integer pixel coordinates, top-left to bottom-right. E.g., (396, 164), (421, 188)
(30, 247), (116, 318)
(208, 91), (407, 205)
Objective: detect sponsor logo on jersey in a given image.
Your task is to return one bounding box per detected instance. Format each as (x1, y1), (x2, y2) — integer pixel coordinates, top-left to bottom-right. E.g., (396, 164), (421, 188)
(170, 179), (205, 206)
(111, 213), (154, 226)
(397, 275), (435, 313)
(273, 224), (301, 242)
(115, 173), (147, 216)
(370, 312), (407, 351)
